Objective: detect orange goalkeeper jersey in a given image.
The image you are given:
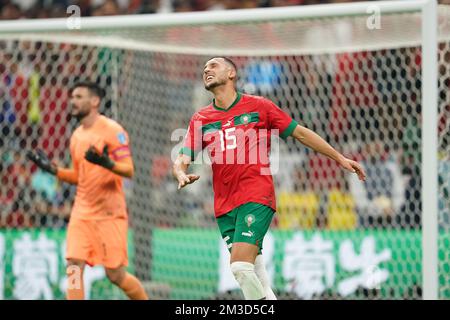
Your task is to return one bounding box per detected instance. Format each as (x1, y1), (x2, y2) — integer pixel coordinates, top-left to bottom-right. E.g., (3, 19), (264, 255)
(70, 115), (131, 220)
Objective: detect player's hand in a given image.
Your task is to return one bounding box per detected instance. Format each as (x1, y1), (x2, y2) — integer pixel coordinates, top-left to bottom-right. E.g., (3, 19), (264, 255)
(176, 172), (200, 190)
(337, 156), (366, 181)
(84, 145), (115, 170)
(26, 149), (57, 175)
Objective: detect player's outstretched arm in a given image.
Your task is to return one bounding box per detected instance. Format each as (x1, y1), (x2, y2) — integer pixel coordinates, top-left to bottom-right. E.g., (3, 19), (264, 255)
(26, 149), (79, 184)
(26, 149), (57, 175)
(172, 154), (200, 190)
(110, 158), (134, 178)
(56, 167), (79, 185)
(291, 125), (366, 181)
(84, 145), (134, 178)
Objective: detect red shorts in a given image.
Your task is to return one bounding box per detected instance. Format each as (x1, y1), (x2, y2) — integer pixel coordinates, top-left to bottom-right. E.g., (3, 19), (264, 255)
(66, 217), (128, 269)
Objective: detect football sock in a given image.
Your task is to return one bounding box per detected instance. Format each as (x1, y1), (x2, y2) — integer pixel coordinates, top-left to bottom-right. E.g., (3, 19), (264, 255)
(254, 254), (277, 300)
(230, 261), (266, 300)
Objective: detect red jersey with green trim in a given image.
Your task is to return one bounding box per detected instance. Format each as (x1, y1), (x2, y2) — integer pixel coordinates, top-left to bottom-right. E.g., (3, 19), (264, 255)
(180, 92), (298, 217)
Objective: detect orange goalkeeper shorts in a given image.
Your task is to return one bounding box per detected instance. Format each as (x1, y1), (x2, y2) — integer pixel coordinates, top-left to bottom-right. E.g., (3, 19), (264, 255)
(66, 217), (129, 269)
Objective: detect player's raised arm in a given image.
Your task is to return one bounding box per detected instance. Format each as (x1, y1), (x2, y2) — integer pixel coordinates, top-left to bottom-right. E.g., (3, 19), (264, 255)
(264, 97), (366, 182)
(84, 145), (134, 178)
(172, 153), (200, 190)
(56, 164), (79, 185)
(110, 153), (134, 178)
(26, 149), (79, 185)
(291, 124), (366, 181)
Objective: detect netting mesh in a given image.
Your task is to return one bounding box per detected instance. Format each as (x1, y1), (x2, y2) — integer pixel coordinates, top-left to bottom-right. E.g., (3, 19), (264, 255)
(0, 6), (449, 300)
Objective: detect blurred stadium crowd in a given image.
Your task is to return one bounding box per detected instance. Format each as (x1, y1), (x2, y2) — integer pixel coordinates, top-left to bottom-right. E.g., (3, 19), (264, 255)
(1, 44), (449, 232)
(0, 0), (361, 20)
(2, 0), (449, 20)
(0, 0), (449, 233)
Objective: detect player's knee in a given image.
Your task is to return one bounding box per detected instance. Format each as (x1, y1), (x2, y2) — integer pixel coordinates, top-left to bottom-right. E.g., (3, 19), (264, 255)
(230, 261), (255, 284)
(66, 259), (85, 285)
(230, 261), (266, 300)
(105, 267), (125, 286)
(66, 259), (85, 270)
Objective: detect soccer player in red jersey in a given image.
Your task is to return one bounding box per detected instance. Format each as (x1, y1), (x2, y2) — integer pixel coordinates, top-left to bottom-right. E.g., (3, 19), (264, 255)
(173, 57), (366, 300)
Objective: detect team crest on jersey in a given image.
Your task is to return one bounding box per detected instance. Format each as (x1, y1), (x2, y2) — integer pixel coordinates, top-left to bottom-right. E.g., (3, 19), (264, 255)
(245, 214), (256, 227)
(117, 132), (127, 145)
(240, 114), (250, 125)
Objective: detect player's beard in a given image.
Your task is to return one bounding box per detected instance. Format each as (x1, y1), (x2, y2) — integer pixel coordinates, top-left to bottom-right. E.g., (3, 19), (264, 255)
(204, 77), (227, 91)
(71, 106), (90, 122)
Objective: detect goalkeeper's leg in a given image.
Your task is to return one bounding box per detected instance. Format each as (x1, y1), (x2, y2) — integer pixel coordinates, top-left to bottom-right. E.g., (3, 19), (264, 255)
(97, 218), (148, 299)
(105, 267), (148, 300)
(66, 219), (89, 300)
(66, 259), (86, 300)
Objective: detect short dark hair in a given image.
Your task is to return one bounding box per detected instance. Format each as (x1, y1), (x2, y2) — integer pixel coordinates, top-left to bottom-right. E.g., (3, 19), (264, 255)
(215, 56), (237, 72)
(70, 81), (105, 99)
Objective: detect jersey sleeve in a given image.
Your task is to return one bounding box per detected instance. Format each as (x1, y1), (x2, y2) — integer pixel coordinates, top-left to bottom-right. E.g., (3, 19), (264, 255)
(264, 99), (298, 140)
(107, 125), (132, 161)
(179, 113), (203, 161)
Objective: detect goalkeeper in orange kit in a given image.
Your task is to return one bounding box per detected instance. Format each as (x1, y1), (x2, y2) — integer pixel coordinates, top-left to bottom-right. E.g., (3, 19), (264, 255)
(26, 81), (148, 300)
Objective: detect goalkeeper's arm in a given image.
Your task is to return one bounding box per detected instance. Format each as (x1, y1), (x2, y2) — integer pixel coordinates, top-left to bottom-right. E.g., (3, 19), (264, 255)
(172, 154), (200, 190)
(26, 149), (78, 185)
(84, 145), (134, 178)
(56, 167), (78, 185)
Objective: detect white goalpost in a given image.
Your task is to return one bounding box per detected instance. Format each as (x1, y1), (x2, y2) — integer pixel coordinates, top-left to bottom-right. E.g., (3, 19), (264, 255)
(0, 0), (446, 300)
(420, 0), (438, 301)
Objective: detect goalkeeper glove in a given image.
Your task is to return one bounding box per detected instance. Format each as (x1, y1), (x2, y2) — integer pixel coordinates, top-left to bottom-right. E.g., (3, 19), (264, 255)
(26, 149), (57, 175)
(84, 145), (115, 170)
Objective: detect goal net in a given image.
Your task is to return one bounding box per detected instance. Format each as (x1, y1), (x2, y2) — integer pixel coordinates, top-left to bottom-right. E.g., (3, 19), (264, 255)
(0, 1), (448, 300)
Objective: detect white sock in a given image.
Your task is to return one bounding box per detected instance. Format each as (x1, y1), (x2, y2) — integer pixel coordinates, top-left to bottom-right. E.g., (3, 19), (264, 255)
(254, 255), (277, 300)
(230, 261), (266, 300)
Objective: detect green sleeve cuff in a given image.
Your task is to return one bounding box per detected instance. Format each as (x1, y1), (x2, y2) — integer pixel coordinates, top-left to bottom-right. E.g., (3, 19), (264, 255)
(179, 147), (197, 161)
(280, 119), (298, 140)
